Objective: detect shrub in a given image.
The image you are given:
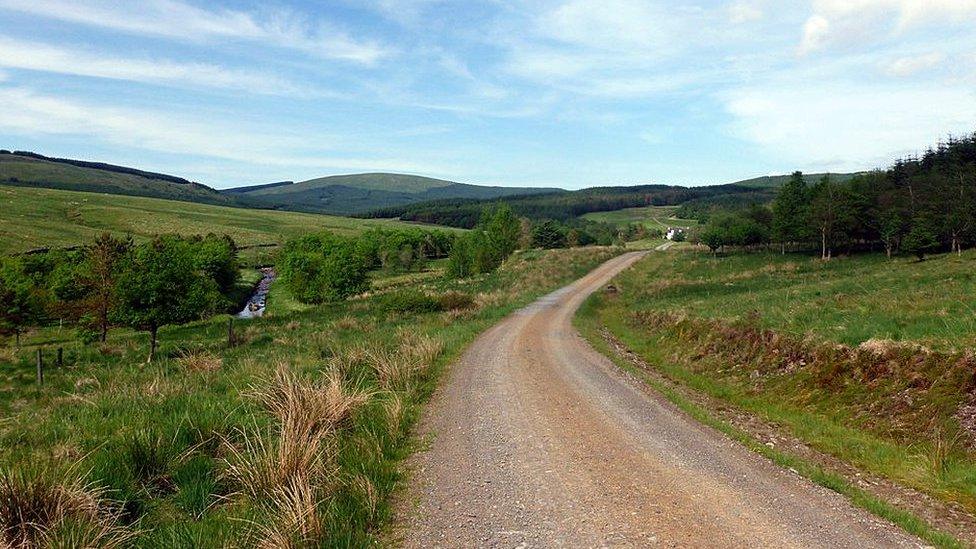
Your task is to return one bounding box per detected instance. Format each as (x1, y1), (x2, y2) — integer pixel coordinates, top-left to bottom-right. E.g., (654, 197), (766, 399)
(278, 233), (370, 304)
(378, 290), (441, 314)
(437, 291), (475, 311)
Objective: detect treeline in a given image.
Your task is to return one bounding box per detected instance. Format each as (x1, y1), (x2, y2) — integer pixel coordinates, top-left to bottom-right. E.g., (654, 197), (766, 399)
(0, 234), (239, 359)
(278, 227), (455, 303)
(1, 150), (203, 187)
(695, 134), (976, 260)
(280, 206), (616, 303)
(363, 183), (757, 227)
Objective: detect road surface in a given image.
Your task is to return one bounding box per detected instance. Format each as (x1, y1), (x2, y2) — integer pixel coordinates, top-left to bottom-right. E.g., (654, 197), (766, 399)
(400, 251), (921, 547)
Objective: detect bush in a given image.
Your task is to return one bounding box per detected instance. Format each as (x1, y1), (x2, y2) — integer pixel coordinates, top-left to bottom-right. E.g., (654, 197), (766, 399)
(279, 233), (370, 304)
(378, 290), (441, 314)
(437, 291), (475, 311)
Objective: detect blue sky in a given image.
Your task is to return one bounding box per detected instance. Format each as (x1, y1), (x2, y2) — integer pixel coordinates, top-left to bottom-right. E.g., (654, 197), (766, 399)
(0, 0), (974, 190)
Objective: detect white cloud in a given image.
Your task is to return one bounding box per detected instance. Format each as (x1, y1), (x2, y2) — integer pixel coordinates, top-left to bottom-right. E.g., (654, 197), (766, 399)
(0, 37), (312, 96)
(0, 86), (444, 174)
(724, 82), (976, 170)
(729, 2), (764, 24)
(800, 0), (976, 54)
(884, 52), (945, 77)
(0, 0), (391, 64)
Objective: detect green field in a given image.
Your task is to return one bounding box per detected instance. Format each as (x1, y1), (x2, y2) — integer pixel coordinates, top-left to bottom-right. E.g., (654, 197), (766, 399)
(0, 246), (619, 546)
(0, 184), (443, 255)
(580, 249), (976, 541)
(582, 205), (698, 232)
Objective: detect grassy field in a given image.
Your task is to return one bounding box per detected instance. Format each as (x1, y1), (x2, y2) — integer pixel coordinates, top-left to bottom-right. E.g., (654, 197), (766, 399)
(0, 185), (443, 256)
(582, 205), (698, 232)
(0, 246), (621, 547)
(579, 249), (976, 541)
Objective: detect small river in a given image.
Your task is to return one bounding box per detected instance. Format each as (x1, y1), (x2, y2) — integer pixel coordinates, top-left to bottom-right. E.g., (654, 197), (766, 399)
(237, 267), (275, 318)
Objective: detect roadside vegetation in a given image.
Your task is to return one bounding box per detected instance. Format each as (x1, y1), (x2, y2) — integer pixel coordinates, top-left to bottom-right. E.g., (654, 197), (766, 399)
(0, 197), (620, 546)
(580, 248), (976, 543)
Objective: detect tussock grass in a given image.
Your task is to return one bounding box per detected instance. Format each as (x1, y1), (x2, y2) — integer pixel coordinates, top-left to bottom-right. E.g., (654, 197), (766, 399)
(176, 349), (223, 372)
(0, 468), (133, 548)
(0, 246), (623, 545)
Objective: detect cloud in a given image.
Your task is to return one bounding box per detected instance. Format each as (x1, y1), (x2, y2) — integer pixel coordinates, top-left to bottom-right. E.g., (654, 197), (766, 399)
(884, 52), (945, 77)
(0, 37), (313, 96)
(800, 0), (976, 54)
(0, 86), (444, 174)
(729, 2), (764, 24)
(724, 82), (976, 171)
(0, 0), (391, 64)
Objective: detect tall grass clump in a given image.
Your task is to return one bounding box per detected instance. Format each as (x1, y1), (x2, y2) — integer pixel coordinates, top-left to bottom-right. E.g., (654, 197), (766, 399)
(0, 468), (133, 548)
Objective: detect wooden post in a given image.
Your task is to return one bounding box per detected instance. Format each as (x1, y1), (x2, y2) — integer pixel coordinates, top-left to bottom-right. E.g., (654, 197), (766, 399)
(227, 317), (235, 347)
(36, 349), (43, 385)
(57, 347), (63, 367)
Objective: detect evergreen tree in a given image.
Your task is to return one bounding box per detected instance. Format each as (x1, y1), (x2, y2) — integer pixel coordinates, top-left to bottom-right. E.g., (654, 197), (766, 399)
(771, 171), (809, 252)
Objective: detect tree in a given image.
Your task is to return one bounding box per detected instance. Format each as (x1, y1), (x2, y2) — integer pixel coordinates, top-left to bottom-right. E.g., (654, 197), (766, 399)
(771, 171), (809, 252)
(484, 204), (521, 259)
(114, 236), (225, 361)
(194, 234), (239, 295)
(82, 233), (131, 342)
(446, 234), (474, 278)
(901, 217), (940, 261)
(808, 175), (855, 260)
(279, 233), (370, 304)
(0, 258), (45, 346)
(532, 220), (567, 249)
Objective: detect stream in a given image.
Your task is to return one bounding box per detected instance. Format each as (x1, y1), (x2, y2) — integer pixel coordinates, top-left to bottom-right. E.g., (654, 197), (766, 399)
(237, 267), (275, 319)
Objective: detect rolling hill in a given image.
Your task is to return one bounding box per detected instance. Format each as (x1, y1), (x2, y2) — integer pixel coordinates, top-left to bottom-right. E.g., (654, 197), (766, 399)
(226, 173), (560, 215)
(730, 172), (860, 189)
(0, 151), (233, 206)
(0, 184), (445, 256)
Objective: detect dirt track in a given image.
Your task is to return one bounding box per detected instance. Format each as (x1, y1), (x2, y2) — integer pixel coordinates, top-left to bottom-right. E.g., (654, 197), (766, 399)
(400, 251), (922, 547)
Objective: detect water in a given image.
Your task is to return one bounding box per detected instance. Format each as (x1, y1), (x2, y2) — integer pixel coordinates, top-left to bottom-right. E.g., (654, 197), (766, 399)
(237, 268), (275, 318)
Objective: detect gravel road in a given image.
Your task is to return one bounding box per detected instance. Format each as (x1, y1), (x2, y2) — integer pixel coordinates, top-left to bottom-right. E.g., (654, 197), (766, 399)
(400, 251), (923, 548)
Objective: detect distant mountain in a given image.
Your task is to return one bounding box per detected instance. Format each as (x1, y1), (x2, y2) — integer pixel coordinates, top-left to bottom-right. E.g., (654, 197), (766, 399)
(226, 173), (561, 215)
(730, 172), (860, 189)
(0, 151), (233, 206)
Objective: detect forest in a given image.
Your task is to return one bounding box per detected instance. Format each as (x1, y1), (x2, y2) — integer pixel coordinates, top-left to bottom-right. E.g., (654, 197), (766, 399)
(694, 134), (976, 260)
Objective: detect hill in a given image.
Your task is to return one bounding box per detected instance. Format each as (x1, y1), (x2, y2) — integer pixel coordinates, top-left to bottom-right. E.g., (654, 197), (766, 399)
(730, 172), (860, 189)
(0, 151), (233, 206)
(365, 183), (759, 228)
(227, 173), (559, 215)
(0, 184), (442, 257)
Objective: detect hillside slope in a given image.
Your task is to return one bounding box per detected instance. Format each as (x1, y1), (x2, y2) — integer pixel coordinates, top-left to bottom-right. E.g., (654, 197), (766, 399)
(0, 184), (436, 255)
(0, 151), (232, 205)
(228, 172), (559, 215)
(731, 172), (860, 189)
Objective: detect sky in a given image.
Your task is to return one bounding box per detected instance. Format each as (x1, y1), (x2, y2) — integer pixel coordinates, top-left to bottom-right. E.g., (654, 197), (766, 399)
(0, 0), (974, 190)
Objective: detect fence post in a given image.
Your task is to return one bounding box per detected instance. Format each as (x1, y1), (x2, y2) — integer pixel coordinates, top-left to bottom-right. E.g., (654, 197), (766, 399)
(36, 349), (43, 385)
(227, 317), (235, 347)
(57, 347), (63, 367)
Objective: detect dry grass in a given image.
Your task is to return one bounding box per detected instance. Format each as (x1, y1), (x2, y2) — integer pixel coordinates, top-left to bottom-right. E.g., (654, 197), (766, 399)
(363, 332), (443, 392)
(176, 349), (223, 372)
(252, 366), (373, 436)
(0, 469), (133, 548)
(223, 363), (375, 547)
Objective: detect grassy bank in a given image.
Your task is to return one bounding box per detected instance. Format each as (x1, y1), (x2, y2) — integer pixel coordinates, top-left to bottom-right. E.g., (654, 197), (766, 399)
(578, 249), (976, 542)
(0, 246), (620, 546)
